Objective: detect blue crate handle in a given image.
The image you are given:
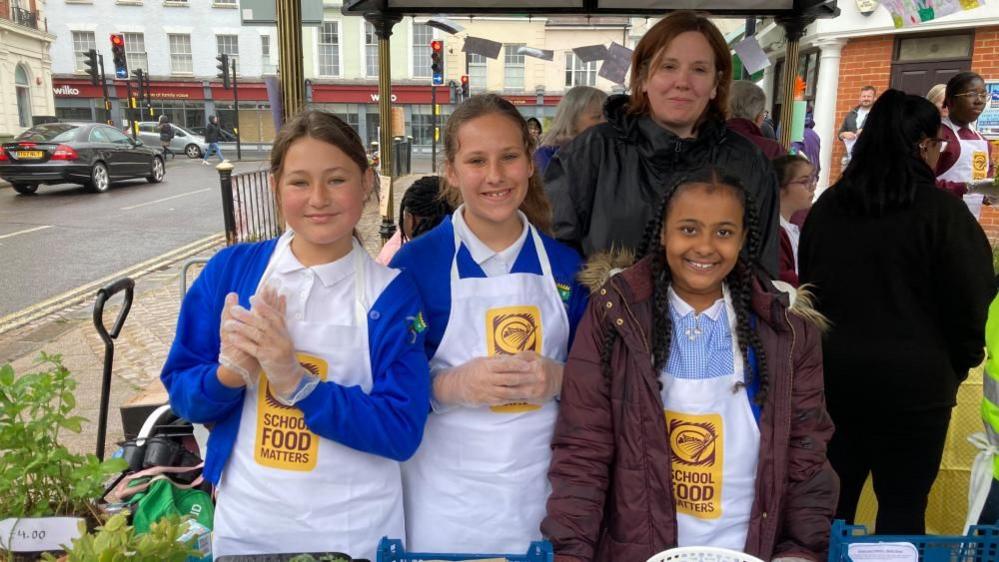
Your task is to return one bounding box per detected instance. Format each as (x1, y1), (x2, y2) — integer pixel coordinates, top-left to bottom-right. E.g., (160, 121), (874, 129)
(828, 519), (999, 562)
(377, 537), (554, 562)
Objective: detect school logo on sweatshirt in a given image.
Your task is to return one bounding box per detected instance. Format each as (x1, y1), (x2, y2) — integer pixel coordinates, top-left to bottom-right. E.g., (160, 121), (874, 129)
(254, 353), (327, 472)
(486, 305), (543, 413)
(666, 412), (723, 519)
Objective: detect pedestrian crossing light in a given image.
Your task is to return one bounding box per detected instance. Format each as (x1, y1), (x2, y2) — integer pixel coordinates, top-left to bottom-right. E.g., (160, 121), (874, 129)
(110, 34), (127, 79)
(460, 75), (469, 99)
(216, 53), (230, 90)
(84, 49), (100, 86)
(430, 40), (444, 86)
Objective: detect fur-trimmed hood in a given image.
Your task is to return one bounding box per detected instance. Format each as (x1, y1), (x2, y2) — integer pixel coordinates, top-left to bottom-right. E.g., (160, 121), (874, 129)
(579, 249), (830, 332)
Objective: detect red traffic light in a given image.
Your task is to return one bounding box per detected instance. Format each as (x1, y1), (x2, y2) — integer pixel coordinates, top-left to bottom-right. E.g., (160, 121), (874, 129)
(431, 40), (443, 52)
(110, 34), (124, 46)
(460, 75), (469, 85)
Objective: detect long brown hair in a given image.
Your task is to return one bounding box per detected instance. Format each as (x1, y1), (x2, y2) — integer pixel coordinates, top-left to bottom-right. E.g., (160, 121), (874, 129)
(628, 11), (732, 125)
(441, 94), (552, 233)
(270, 110), (369, 181)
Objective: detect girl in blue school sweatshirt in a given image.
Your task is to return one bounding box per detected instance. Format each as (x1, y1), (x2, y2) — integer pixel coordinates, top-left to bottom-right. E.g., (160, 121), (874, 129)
(160, 110), (430, 560)
(390, 94), (588, 554)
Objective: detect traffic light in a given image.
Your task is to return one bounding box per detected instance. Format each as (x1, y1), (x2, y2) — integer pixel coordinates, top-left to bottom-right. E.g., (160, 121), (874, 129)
(110, 34), (127, 79)
(460, 75), (469, 99)
(83, 49), (99, 86)
(216, 53), (230, 89)
(430, 40), (444, 86)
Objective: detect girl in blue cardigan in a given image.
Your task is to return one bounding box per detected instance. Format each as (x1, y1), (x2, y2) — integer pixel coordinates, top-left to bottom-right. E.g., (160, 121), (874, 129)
(160, 111), (430, 559)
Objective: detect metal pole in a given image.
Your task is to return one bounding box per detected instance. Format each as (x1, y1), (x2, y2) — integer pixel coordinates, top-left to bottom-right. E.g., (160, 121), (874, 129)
(217, 161), (237, 245)
(775, 14), (811, 150)
(276, 0), (305, 121)
(431, 85), (438, 173)
(98, 54), (111, 125)
(125, 79), (137, 140)
(366, 12), (402, 243)
(232, 57), (242, 161)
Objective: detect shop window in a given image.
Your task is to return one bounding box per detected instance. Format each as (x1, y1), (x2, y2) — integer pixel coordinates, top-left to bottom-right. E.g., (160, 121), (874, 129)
(15, 65), (32, 128)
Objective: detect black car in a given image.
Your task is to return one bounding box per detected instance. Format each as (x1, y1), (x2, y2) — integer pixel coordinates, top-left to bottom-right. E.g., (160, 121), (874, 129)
(0, 122), (165, 195)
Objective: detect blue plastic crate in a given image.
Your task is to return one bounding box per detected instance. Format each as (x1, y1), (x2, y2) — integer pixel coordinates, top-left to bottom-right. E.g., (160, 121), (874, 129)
(828, 519), (999, 562)
(376, 538), (554, 562)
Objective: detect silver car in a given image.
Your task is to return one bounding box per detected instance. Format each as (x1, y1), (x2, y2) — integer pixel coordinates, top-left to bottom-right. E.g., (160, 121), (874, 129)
(135, 121), (209, 159)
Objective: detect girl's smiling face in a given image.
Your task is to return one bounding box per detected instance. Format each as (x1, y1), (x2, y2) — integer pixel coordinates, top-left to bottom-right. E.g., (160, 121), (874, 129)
(273, 136), (371, 266)
(661, 183), (746, 312)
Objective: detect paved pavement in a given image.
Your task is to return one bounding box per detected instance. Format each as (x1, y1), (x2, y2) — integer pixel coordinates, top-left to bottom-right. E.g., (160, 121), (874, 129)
(0, 174), (421, 458)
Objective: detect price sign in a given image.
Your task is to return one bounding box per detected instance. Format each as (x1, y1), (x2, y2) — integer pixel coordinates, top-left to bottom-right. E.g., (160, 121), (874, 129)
(378, 175), (392, 217)
(0, 517), (84, 551)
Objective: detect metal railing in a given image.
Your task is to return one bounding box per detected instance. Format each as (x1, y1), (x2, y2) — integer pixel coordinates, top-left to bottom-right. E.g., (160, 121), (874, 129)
(0, 2), (46, 32)
(218, 166), (283, 246)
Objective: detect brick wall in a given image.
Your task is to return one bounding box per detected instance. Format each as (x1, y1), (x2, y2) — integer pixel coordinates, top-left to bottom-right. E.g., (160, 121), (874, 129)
(828, 36), (894, 182)
(972, 27), (999, 243)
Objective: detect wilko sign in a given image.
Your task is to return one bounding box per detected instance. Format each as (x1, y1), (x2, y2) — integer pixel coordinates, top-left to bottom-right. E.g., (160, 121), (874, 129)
(370, 93), (399, 102)
(53, 85), (81, 96)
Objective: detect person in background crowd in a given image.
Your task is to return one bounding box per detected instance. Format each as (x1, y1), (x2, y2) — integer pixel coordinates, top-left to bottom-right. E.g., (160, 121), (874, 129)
(544, 11), (780, 277)
(157, 115), (176, 160)
(927, 83), (948, 118)
(527, 117), (544, 146)
(837, 85), (876, 166)
(773, 155), (815, 287)
(391, 94), (588, 554)
(791, 103), (822, 178)
(202, 115), (227, 165)
(800, 89), (995, 535)
(760, 111), (777, 140)
(535, 86), (608, 173)
(161, 111), (430, 559)
(727, 80), (785, 160)
(375, 175), (454, 265)
(936, 72), (994, 197)
(544, 165), (836, 562)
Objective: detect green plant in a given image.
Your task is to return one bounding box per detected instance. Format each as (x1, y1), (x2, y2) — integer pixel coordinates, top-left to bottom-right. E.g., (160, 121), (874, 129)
(0, 353), (127, 522)
(43, 512), (196, 562)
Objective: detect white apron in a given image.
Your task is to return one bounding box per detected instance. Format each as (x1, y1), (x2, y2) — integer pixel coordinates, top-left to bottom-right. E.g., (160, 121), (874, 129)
(402, 221), (570, 553)
(660, 293), (760, 551)
(938, 118), (990, 184)
(213, 234), (404, 560)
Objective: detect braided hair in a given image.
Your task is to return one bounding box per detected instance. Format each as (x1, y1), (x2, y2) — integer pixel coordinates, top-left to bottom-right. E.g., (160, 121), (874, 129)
(609, 166), (770, 404)
(399, 175), (453, 242)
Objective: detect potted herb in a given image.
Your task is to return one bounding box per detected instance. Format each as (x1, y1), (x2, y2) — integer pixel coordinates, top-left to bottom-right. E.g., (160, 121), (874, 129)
(0, 353), (127, 561)
(42, 512), (199, 562)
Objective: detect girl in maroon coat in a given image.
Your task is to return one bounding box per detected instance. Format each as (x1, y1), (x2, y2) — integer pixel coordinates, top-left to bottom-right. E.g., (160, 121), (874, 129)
(542, 165), (837, 562)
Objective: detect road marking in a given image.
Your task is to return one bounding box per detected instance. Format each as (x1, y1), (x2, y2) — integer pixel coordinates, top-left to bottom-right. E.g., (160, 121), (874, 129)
(0, 232), (225, 336)
(120, 188), (210, 211)
(0, 225), (53, 241)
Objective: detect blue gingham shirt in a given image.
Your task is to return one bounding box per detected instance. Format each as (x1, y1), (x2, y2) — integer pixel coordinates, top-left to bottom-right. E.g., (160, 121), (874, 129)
(665, 286), (741, 380)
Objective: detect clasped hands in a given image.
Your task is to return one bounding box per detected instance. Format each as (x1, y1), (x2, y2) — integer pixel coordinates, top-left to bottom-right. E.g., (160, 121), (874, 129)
(433, 352), (564, 408)
(217, 284), (309, 402)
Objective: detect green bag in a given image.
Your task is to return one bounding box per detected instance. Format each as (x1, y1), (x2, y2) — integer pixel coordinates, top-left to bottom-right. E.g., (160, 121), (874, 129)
(129, 478), (214, 534)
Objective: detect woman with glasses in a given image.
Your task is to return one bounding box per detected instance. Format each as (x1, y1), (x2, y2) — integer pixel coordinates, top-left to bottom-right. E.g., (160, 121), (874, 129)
(799, 89), (995, 534)
(936, 71), (993, 197)
(773, 154), (815, 287)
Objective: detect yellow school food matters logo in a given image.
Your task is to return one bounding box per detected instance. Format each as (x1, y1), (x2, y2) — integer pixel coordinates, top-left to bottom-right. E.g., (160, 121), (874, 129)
(254, 353), (327, 471)
(973, 151), (989, 180)
(666, 412), (723, 519)
(486, 306), (542, 413)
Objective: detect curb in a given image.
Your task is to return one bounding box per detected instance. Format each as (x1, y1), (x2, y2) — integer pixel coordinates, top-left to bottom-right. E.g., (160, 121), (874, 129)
(0, 232), (224, 336)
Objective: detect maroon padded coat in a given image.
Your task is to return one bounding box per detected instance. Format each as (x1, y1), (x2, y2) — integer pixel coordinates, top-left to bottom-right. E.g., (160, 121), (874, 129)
(542, 256), (838, 562)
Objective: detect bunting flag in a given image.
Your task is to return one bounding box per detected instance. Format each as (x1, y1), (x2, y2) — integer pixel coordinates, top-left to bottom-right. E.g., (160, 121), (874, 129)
(598, 42), (633, 86)
(462, 36), (503, 59)
(883, 0), (985, 28)
(518, 47), (555, 61)
(573, 44), (609, 63)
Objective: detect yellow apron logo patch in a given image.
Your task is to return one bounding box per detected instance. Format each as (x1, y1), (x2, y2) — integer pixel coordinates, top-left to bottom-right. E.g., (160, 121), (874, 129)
(254, 353), (327, 471)
(486, 306), (542, 413)
(973, 151), (989, 180)
(666, 412), (723, 519)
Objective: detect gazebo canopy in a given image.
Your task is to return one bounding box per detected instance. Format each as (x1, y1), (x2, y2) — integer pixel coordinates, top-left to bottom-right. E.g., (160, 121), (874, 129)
(342, 0), (839, 18)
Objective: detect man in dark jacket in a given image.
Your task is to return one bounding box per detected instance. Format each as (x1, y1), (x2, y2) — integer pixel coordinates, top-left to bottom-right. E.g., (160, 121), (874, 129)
(837, 86), (876, 165)
(202, 115), (226, 165)
(544, 94), (781, 278)
(727, 81), (786, 160)
(157, 115), (176, 160)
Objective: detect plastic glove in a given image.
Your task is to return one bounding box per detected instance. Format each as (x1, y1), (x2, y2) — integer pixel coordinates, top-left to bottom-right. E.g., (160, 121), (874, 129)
(772, 557), (814, 562)
(432, 355), (537, 409)
(513, 350), (564, 402)
(218, 292), (260, 388)
(228, 284), (317, 405)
